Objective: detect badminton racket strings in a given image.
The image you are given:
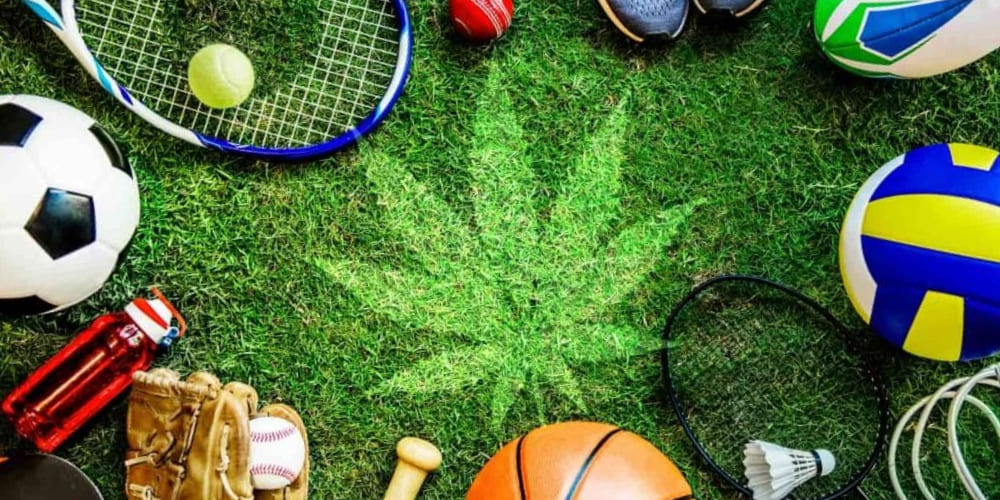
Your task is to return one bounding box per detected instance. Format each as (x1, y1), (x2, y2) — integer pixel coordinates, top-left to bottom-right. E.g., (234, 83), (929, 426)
(663, 275), (889, 500)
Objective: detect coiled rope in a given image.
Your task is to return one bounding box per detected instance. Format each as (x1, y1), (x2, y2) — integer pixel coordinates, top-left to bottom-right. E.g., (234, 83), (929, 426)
(889, 364), (1000, 499)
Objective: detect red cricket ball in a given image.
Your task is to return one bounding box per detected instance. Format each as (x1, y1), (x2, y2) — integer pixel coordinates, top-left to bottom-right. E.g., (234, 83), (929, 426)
(450, 0), (514, 42)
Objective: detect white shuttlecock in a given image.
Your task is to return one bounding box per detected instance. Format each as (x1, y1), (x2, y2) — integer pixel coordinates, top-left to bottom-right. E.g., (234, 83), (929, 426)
(743, 440), (836, 500)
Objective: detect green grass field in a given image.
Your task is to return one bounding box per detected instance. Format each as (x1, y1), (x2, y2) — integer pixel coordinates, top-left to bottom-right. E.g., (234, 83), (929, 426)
(2, 0), (1000, 498)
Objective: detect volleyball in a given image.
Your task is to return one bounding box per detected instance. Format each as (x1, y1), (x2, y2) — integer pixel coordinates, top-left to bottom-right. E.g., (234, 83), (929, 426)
(840, 143), (1000, 361)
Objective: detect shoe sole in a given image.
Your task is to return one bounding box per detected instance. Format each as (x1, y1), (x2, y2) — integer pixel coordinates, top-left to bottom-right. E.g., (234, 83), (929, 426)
(597, 0), (646, 42)
(692, 0), (767, 18)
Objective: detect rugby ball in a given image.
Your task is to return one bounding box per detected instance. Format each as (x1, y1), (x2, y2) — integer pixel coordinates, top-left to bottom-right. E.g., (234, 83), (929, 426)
(815, 0), (1000, 78)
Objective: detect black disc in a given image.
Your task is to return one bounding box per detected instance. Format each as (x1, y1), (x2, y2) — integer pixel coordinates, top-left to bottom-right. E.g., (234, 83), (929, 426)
(0, 454), (103, 499)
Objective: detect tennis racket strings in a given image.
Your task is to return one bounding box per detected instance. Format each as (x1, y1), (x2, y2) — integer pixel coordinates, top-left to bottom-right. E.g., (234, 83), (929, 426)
(664, 277), (888, 499)
(69, 0), (407, 152)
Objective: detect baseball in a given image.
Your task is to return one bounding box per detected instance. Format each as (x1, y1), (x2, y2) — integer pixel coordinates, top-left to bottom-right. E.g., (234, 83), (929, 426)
(249, 416), (307, 490)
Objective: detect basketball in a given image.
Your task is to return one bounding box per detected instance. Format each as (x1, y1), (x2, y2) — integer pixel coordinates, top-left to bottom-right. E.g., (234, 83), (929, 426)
(466, 422), (692, 500)
(840, 143), (1000, 361)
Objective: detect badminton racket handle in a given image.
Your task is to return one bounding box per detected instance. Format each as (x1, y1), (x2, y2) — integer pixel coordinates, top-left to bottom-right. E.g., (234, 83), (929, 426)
(383, 438), (441, 500)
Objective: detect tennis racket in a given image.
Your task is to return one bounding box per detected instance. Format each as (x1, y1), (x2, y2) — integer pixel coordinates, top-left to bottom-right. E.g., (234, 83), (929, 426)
(21, 0), (412, 161)
(662, 275), (890, 500)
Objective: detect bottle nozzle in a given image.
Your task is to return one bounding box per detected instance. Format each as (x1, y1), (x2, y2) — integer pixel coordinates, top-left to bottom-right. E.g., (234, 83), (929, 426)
(125, 288), (186, 346)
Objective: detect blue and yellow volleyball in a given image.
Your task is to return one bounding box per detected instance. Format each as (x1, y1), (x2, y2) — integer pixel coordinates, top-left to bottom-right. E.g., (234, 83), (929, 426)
(840, 143), (1000, 362)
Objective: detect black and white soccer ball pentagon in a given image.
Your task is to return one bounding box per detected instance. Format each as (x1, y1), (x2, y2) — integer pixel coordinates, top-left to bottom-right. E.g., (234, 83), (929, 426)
(0, 95), (139, 315)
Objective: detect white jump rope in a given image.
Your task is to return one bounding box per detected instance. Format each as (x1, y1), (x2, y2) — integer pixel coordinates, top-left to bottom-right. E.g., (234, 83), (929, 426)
(889, 363), (1000, 500)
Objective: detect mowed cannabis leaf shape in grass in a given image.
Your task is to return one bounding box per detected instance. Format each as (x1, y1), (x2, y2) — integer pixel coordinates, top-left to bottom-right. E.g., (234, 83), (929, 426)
(319, 65), (699, 431)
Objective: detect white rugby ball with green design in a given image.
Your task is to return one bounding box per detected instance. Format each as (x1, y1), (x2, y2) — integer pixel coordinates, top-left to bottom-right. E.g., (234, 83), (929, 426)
(815, 0), (1000, 79)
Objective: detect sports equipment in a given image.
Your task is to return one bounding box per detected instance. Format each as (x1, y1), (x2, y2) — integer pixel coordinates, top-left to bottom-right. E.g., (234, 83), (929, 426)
(840, 143), (1000, 362)
(124, 369), (257, 500)
(0, 94), (139, 315)
(450, 0), (513, 42)
(597, 0), (689, 43)
(744, 441), (836, 500)
(21, 0), (412, 161)
(692, 0), (767, 18)
(3, 290), (184, 453)
(187, 44), (255, 110)
(249, 416), (307, 490)
(889, 363), (1000, 500)
(663, 275), (890, 500)
(814, 0), (1000, 78)
(465, 421), (692, 500)
(384, 437), (442, 500)
(242, 403), (311, 500)
(0, 454), (103, 499)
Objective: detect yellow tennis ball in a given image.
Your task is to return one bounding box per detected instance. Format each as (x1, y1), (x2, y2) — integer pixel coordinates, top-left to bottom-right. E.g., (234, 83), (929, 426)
(187, 44), (255, 109)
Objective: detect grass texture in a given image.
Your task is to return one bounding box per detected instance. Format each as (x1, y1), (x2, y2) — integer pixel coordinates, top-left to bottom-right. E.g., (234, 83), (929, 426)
(1, 0), (1000, 498)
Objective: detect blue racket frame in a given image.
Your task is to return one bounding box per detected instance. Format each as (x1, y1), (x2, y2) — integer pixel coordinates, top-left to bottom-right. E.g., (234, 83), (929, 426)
(22, 0), (413, 162)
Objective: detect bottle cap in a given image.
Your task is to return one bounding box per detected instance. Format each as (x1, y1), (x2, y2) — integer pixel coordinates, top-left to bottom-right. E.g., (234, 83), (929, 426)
(125, 298), (174, 344)
(124, 289), (185, 347)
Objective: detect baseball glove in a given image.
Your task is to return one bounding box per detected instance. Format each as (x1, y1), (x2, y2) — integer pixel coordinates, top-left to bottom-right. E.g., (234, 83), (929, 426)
(124, 369), (258, 500)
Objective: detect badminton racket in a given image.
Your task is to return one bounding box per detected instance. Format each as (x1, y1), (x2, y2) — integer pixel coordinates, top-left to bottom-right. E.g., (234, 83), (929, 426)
(21, 0), (412, 161)
(662, 275), (890, 499)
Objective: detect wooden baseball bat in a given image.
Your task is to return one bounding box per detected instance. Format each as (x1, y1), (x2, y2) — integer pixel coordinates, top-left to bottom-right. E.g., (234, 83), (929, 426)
(383, 437), (442, 500)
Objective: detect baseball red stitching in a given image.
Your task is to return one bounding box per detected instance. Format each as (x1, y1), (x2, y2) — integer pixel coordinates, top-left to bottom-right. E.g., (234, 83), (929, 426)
(252, 426), (297, 443)
(251, 463), (297, 482)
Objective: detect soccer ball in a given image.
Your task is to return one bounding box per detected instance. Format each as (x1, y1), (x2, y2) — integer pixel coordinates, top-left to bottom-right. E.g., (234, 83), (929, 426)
(0, 95), (140, 315)
(815, 0), (1000, 79)
(840, 143), (1000, 361)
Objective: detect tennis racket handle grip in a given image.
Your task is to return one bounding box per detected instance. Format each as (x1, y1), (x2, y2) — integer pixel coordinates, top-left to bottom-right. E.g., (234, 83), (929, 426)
(384, 437), (442, 500)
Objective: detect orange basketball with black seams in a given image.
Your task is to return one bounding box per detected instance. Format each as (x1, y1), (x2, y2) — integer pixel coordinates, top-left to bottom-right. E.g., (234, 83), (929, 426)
(466, 422), (693, 500)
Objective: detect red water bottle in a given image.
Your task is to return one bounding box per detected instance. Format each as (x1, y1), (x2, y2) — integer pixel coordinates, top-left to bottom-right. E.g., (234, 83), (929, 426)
(1, 289), (185, 453)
